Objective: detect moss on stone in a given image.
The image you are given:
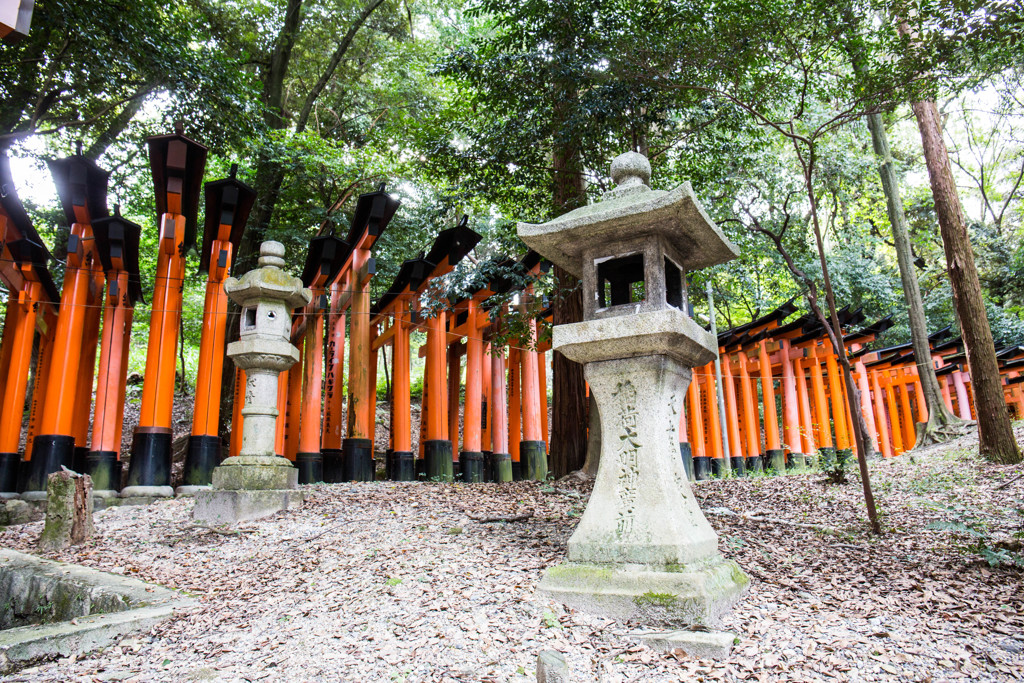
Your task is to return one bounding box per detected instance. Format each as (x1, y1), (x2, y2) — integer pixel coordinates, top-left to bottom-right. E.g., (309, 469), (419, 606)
(633, 591), (678, 608)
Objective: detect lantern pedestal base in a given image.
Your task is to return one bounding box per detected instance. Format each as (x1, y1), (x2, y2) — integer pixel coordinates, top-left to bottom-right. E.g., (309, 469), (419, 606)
(211, 457), (298, 490)
(193, 456), (302, 525)
(539, 354), (748, 626)
(538, 557), (748, 626)
(192, 489), (305, 526)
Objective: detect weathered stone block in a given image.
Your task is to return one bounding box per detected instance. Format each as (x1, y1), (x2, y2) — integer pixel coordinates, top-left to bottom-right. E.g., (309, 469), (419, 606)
(631, 628), (737, 659)
(0, 549), (194, 674)
(192, 489), (304, 525)
(1, 500), (42, 526)
(211, 461), (298, 491)
(536, 649), (569, 682)
(539, 557), (748, 626)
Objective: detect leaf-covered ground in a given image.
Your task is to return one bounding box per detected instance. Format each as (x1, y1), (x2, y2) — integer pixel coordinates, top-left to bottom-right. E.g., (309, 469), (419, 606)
(2, 425), (1023, 682)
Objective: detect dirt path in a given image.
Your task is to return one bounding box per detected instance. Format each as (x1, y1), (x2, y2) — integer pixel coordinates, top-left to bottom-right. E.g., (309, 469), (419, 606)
(1, 426), (1022, 681)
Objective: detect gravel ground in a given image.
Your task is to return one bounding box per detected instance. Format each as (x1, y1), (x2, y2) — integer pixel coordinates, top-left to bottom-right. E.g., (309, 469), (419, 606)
(1, 426), (1023, 682)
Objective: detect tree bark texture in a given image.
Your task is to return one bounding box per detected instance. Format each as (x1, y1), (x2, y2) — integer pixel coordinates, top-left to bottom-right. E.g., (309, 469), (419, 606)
(548, 88), (588, 476)
(798, 146), (881, 534)
(550, 265), (587, 477)
(866, 112), (964, 441)
(911, 99), (1021, 464)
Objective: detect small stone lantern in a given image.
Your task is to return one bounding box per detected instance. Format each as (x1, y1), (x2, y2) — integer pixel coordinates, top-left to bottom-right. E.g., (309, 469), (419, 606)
(193, 241), (311, 524)
(517, 152), (748, 624)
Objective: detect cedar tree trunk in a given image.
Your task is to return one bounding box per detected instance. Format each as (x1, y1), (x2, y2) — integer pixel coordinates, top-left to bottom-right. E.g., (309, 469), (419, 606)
(911, 99), (1021, 464)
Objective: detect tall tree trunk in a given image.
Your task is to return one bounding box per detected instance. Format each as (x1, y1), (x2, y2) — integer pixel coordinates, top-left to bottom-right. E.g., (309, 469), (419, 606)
(910, 99), (1021, 464)
(548, 86), (588, 477)
(235, 0), (306, 274)
(798, 145), (881, 534)
(237, 0), (386, 275)
(865, 112), (965, 444)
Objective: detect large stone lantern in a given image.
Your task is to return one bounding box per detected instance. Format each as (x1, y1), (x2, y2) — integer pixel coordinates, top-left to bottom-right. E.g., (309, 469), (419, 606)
(193, 241), (311, 524)
(517, 152), (748, 624)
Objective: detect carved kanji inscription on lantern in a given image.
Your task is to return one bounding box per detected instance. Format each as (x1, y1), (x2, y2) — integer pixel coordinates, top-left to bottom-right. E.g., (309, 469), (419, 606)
(614, 380), (640, 536)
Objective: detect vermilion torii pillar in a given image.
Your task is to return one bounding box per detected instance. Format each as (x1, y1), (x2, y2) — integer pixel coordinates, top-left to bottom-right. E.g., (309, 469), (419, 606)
(371, 256), (431, 481)
(88, 209), (143, 496)
(293, 233), (348, 483)
(516, 268), (547, 481)
(406, 218), (480, 481)
(180, 165), (255, 494)
(0, 152), (60, 496)
(459, 298), (485, 481)
(318, 184), (398, 482)
(70, 262), (104, 475)
(125, 129), (207, 498)
(489, 342), (511, 482)
(25, 149), (109, 497)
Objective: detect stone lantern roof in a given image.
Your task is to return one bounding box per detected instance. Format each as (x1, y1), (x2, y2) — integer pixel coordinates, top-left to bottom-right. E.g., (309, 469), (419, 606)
(517, 152), (738, 279)
(224, 241), (312, 311)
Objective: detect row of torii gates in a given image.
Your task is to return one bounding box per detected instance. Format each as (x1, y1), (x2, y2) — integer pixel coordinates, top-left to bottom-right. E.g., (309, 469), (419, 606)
(0, 129), (1023, 498)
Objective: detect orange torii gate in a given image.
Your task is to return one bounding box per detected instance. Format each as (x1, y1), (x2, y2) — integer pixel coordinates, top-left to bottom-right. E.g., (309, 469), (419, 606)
(126, 129), (207, 497)
(24, 149), (109, 496)
(317, 184), (400, 482)
(398, 218), (480, 482)
(691, 301), (797, 479)
(87, 208), (144, 495)
(1004, 350), (1024, 419)
(0, 153), (60, 497)
(685, 302), (894, 480)
(372, 254), (433, 481)
(447, 251), (549, 482)
(441, 253), (518, 482)
(289, 233), (349, 483)
(373, 247), (550, 483)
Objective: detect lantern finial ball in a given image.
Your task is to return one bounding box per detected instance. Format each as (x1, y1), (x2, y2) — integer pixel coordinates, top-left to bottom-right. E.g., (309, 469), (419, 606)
(258, 240), (286, 268)
(610, 152), (651, 188)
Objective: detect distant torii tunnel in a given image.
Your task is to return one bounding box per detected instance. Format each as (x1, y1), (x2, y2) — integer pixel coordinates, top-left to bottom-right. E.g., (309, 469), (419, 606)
(1, 130), (1023, 498)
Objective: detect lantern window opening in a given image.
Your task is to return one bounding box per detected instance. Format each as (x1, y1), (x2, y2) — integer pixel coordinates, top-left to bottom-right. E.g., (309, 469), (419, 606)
(596, 252), (645, 309)
(664, 255), (684, 310)
(244, 307), (257, 329)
